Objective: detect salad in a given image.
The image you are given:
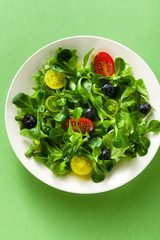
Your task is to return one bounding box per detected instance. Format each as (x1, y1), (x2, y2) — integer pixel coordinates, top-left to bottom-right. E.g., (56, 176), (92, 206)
(12, 48), (160, 183)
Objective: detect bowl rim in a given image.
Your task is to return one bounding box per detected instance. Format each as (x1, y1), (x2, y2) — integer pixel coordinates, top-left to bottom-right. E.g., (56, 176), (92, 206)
(5, 35), (160, 194)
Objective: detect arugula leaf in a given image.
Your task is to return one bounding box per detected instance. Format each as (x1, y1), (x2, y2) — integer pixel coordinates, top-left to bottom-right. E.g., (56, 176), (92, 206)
(102, 130), (130, 163)
(111, 142), (130, 162)
(12, 92), (38, 114)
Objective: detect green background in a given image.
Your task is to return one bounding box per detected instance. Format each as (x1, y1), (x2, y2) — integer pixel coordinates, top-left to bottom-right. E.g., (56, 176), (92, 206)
(1, 0), (160, 239)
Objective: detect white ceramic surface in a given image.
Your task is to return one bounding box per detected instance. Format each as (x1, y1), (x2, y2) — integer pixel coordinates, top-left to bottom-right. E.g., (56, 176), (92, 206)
(5, 36), (160, 194)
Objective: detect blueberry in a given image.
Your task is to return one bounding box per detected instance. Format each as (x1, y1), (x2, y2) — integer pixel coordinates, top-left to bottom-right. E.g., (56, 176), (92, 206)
(139, 102), (151, 113)
(23, 114), (37, 129)
(99, 148), (111, 160)
(102, 83), (114, 97)
(83, 108), (97, 120)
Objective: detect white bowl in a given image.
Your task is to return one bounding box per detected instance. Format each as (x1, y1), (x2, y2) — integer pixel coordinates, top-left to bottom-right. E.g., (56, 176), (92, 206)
(5, 36), (160, 194)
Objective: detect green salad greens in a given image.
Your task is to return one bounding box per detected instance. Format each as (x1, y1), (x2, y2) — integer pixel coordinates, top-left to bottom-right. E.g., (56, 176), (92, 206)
(12, 48), (160, 183)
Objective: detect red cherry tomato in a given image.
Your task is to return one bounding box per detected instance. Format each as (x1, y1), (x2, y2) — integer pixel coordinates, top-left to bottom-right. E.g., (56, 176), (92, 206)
(94, 52), (115, 77)
(62, 118), (94, 134)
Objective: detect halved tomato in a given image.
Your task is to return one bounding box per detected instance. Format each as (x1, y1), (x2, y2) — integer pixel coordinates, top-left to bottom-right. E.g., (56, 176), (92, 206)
(45, 69), (66, 89)
(62, 118), (94, 134)
(70, 156), (93, 176)
(94, 52), (115, 77)
(104, 99), (119, 116)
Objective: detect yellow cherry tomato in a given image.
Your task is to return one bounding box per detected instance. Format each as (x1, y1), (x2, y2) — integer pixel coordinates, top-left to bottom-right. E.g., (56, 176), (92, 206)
(70, 156), (93, 176)
(45, 96), (59, 112)
(104, 99), (119, 116)
(45, 69), (66, 89)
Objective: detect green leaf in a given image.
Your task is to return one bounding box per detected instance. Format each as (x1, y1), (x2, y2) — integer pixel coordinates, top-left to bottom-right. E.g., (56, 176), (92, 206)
(25, 142), (37, 157)
(63, 90), (81, 103)
(73, 107), (83, 123)
(117, 75), (135, 86)
(120, 99), (136, 111)
(87, 137), (102, 149)
(31, 90), (46, 106)
(76, 78), (89, 104)
(93, 95), (112, 121)
(136, 137), (150, 156)
(115, 57), (125, 74)
(47, 48), (77, 76)
(102, 130), (115, 150)
(112, 131), (123, 148)
(92, 146), (102, 158)
(15, 111), (26, 129)
(146, 120), (160, 133)
(83, 48), (94, 68)
(32, 70), (45, 88)
(62, 143), (74, 162)
(50, 160), (70, 175)
(136, 79), (147, 96)
(111, 143), (129, 162)
(48, 128), (65, 145)
(33, 152), (47, 161)
(83, 79), (94, 102)
(121, 85), (136, 101)
(92, 74), (111, 87)
(98, 159), (114, 173)
(51, 63), (74, 75)
(91, 162), (105, 183)
(12, 92), (38, 114)
(100, 119), (115, 131)
(57, 49), (72, 63)
(54, 106), (69, 123)
(56, 98), (66, 106)
(120, 63), (132, 76)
